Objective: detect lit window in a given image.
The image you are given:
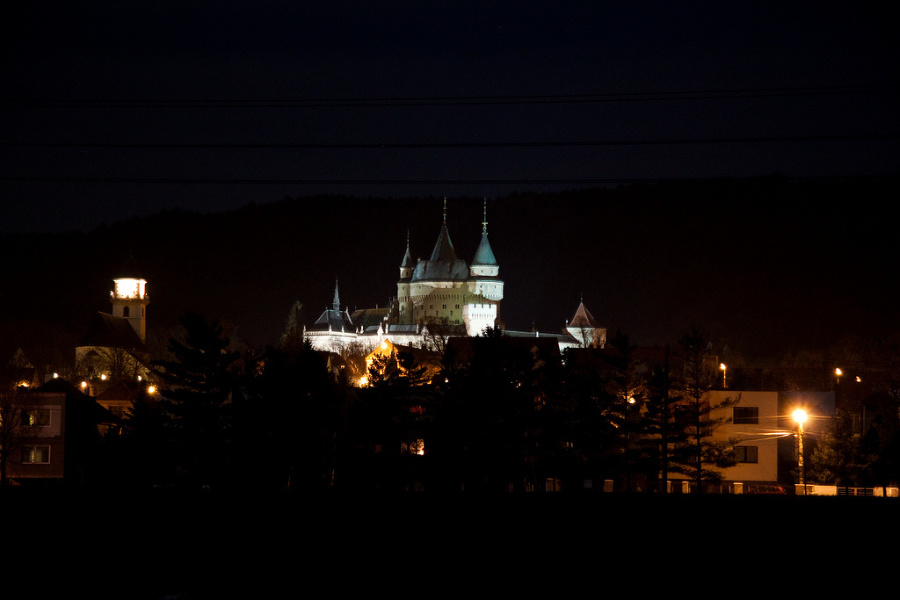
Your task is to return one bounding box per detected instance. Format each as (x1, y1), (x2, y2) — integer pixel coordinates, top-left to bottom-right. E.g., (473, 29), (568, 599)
(22, 409), (51, 427)
(734, 446), (758, 463)
(22, 445), (51, 464)
(733, 407), (759, 424)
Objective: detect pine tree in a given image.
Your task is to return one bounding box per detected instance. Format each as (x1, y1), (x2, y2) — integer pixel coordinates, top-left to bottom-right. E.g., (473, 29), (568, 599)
(154, 312), (241, 488)
(810, 408), (865, 492)
(668, 328), (739, 492)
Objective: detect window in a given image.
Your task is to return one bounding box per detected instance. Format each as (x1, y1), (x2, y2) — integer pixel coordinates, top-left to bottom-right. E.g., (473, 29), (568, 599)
(22, 409), (51, 427)
(123, 306), (130, 317)
(733, 407), (759, 424)
(21, 445), (51, 464)
(734, 446), (758, 463)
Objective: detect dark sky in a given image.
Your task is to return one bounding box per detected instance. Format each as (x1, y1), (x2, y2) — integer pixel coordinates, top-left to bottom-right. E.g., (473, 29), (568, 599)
(2, 2), (897, 233)
(1, 2), (898, 358)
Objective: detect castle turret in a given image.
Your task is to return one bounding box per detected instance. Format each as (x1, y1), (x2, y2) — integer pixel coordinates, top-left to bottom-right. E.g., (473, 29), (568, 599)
(110, 277), (149, 343)
(464, 200), (503, 335)
(397, 231), (415, 323)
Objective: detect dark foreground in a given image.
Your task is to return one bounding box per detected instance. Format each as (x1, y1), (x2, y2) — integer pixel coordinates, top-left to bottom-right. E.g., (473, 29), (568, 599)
(6, 489), (895, 598)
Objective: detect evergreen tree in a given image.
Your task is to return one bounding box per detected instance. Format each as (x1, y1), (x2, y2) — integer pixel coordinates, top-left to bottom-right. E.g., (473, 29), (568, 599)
(280, 300), (305, 355)
(154, 312), (241, 488)
(119, 387), (170, 488)
(860, 397), (900, 493)
(602, 331), (654, 491)
(669, 328), (738, 492)
(246, 342), (340, 491)
(810, 408), (865, 492)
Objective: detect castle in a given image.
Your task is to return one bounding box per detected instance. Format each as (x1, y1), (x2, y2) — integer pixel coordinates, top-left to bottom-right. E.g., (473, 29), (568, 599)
(304, 200), (605, 355)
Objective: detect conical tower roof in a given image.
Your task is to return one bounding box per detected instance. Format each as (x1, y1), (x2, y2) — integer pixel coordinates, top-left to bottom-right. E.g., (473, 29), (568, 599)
(411, 199), (469, 282)
(569, 301), (599, 328)
(471, 234), (497, 266)
(428, 208), (458, 262)
(400, 234), (415, 269)
(471, 202), (497, 266)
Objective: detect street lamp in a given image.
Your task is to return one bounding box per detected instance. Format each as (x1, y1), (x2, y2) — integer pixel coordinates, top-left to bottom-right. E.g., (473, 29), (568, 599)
(793, 408), (808, 495)
(720, 363), (727, 389)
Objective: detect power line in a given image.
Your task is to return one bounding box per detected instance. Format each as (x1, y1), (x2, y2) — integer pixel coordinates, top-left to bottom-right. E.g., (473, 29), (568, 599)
(4, 133), (897, 150)
(2, 83), (896, 109)
(1, 175), (889, 186)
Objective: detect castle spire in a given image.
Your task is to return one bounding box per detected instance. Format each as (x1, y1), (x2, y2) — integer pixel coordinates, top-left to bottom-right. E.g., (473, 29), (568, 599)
(332, 278), (340, 312)
(471, 200), (497, 267)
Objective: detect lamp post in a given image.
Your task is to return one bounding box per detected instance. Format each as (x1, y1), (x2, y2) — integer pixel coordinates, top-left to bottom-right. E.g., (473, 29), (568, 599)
(793, 409), (808, 495)
(720, 363), (727, 389)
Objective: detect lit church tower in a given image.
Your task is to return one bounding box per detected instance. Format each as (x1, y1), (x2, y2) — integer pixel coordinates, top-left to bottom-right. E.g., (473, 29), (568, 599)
(110, 277), (149, 343)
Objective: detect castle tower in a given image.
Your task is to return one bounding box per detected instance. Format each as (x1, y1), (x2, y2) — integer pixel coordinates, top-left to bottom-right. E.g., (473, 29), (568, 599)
(566, 298), (606, 348)
(397, 231), (415, 322)
(406, 199), (469, 327)
(110, 277), (149, 343)
(464, 200), (503, 335)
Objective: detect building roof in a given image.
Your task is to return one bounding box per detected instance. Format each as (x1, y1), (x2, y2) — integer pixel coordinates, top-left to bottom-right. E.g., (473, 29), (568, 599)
(411, 222), (469, 282)
(471, 232), (498, 266)
(350, 307), (390, 329)
(446, 334), (562, 366)
(310, 280), (355, 332)
(77, 312), (145, 351)
(400, 238), (415, 270)
(312, 308), (354, 332)
(568, 301), (600, 328)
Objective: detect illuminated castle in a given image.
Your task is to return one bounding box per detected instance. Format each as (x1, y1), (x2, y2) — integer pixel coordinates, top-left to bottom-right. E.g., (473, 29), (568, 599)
(304, 200), (603, 355)
(395, 199), (504, 336)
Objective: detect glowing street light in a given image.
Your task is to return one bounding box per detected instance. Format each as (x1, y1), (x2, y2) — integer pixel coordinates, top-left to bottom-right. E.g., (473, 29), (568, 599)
(793, 408), (808, 495)
(835, 368), (842, 384)
(720, 363), (727, 389)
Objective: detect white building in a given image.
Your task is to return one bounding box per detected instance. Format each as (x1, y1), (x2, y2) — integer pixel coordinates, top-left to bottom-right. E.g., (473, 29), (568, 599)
(702, 390), (836, 493)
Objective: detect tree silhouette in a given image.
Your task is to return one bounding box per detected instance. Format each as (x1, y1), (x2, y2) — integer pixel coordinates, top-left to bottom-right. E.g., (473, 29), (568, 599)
(669, 328), (738, 492)
(154, 312), (240, 488)
(810, 409), (864, 493)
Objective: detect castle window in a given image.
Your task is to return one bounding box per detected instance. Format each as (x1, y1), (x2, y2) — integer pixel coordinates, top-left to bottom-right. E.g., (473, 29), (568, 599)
(442, 304), (447, 310)
(123, 306), (130, 317)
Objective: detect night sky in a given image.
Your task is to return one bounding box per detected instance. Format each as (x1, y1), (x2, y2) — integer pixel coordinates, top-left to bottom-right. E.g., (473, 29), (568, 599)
(2, 2), (898, 358)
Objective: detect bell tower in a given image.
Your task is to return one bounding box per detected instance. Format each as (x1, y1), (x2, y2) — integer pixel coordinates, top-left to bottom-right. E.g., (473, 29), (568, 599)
(111, 277), (149, 343)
